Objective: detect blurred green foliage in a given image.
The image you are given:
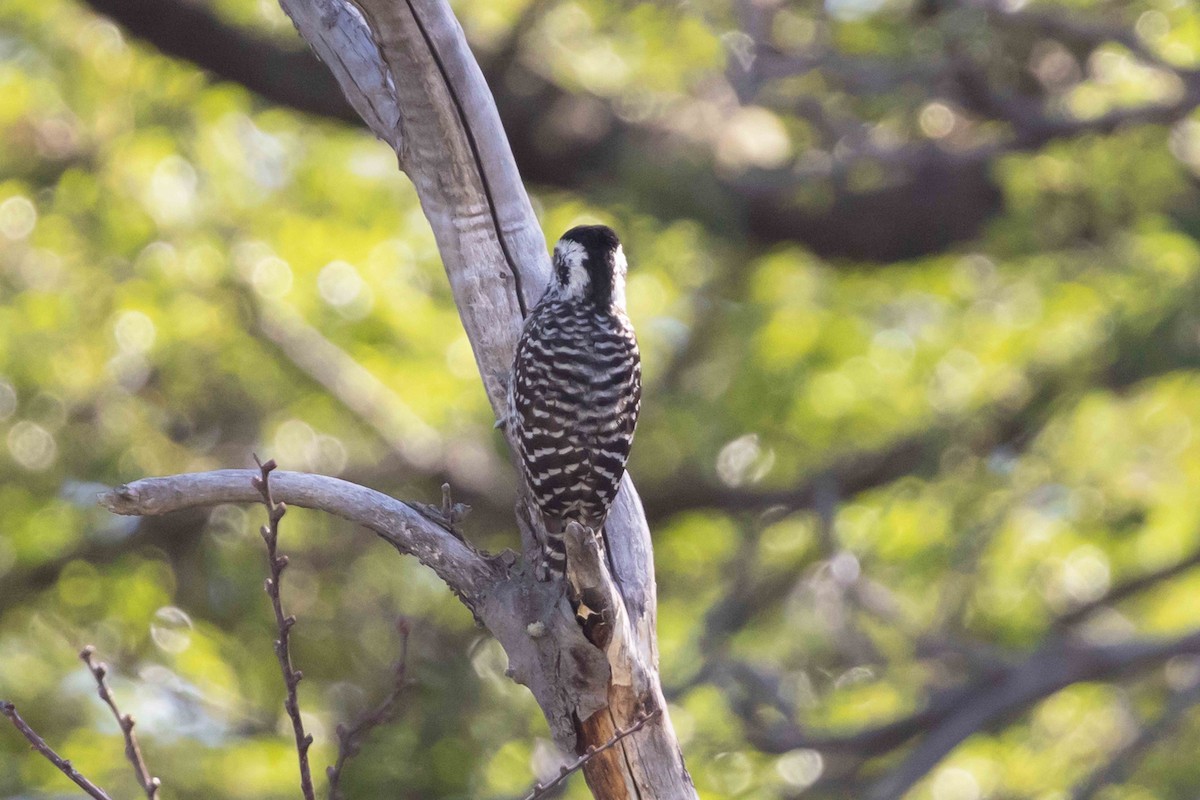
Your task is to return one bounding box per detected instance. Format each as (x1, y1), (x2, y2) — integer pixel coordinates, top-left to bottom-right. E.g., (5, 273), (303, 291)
(4, 0), (1200, 798)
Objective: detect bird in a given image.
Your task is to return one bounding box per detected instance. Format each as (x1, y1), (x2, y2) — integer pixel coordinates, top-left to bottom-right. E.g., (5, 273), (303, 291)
(507, 224), (642, 580)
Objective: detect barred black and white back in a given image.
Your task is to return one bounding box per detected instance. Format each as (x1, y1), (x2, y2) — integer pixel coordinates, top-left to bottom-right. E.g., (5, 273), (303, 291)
(509, 225), (641, 578)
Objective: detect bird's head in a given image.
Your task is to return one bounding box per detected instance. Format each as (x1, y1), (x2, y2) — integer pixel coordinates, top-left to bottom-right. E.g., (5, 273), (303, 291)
(550, 224), (627, 308)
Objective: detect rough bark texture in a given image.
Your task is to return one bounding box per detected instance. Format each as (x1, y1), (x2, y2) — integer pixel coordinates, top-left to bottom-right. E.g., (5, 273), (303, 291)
(102, 0), (696, 796)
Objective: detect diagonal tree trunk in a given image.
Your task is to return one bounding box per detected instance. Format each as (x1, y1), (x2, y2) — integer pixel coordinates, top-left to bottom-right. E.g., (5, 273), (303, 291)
(104, 0), (697, 797)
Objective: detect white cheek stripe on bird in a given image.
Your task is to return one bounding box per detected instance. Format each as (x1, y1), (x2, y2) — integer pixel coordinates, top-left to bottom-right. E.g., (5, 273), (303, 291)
(554, 239), (590, 301)
(611, 245), (627, 310)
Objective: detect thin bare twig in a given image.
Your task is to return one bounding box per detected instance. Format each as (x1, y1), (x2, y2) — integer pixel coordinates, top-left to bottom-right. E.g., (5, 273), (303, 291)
(326, 618), (412, 800)
(1, 700), (115, 800)
(254, 455), (317, 800)
(410, 482), (471, 542)
(522, 708), (662, 800)
(80, 646), (160, 799)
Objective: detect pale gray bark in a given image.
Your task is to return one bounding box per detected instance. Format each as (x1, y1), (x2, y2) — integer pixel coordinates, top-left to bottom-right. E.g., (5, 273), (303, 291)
(102, 0), (695, 797)
(99, 470), (498, 605)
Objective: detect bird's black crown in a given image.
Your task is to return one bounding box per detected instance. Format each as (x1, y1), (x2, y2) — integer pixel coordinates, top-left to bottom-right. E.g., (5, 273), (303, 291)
(560, 224), (621, 254)
(552, 224), (625, 307)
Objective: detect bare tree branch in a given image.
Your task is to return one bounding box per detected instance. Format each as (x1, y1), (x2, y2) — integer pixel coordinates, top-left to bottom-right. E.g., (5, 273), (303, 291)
(736, 624), (1200, 798)
(54, 0), (988, 260)
(99, 469), (497, 609)
(1, 701), (115, 800)
(80, 0), (360, 122)
(643, 372), (1059, 519)
(97, 460), (686, 795)
(79, 647), (160, 800)
(269, 1), (695, 795)
(752, 682), (977, 757)
(80, 0), (1200, 264)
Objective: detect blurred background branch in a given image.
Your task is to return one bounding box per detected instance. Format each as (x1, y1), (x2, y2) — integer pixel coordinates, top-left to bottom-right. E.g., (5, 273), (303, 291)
(77, 0), (1200, 262)
(326, 617), (411, 800)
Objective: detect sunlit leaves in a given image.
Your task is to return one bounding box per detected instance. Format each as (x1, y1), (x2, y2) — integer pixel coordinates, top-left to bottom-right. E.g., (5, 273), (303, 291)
(6, 0), (1200, 797)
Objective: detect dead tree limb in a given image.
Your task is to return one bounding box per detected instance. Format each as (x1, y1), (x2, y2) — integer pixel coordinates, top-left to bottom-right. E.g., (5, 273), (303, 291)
(100, 470), (499, 609)
(269, 0), (694, 796)
(100, 0), (693, 793)
(100, 464), (688, 797)
(523, 709), (662, 800)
